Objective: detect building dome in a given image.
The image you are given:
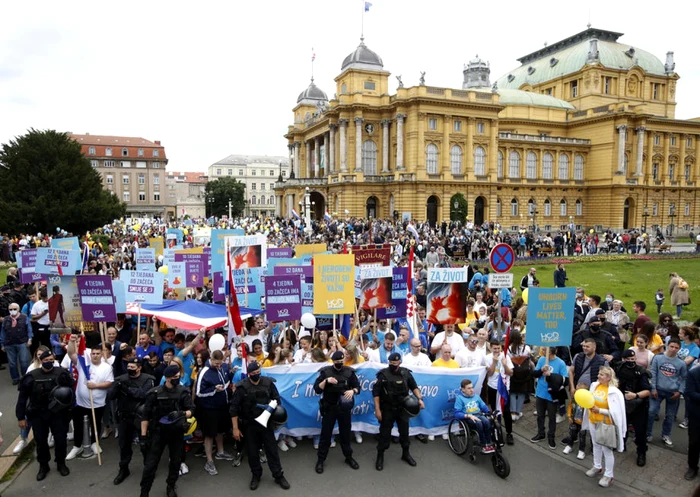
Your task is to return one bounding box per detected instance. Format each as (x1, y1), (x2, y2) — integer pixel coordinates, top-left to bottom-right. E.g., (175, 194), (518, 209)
(463, 54), (491, 89)
(341, 38), (384, 71)
(296, 79), (328, 105)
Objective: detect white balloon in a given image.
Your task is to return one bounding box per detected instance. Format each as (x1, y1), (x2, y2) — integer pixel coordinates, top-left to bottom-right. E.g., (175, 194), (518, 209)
(300, 312), (317, 329)
(209, 333), (225, 351)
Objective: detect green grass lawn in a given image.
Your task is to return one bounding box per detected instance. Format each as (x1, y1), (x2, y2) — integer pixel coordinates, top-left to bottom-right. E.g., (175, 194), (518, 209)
(518, 258), (700, 321)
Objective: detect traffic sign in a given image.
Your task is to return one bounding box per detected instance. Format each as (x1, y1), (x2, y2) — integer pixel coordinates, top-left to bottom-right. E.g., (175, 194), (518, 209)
(489, 273), (514, 289)
(489, 243), (515, 273)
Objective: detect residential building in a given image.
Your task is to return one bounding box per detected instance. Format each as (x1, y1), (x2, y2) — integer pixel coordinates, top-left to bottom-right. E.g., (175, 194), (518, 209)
(164, 171), (208, 219)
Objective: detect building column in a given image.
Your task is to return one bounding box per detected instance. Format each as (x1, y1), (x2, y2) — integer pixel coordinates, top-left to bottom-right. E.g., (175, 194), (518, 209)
(679, 134), (687, 182)
(646, 132), (654, 181)
(442, 115), (451, 176)
(635, 127), (645, 176)
(329, 124), (337, 173)
(354, 117), (363, 172)
(339, 119), (348, 172)
(417, 113), (425, 175)
(293, 142), (300, 178)
(276, 194), (282, 217)
(465, 117), (474, 180)
(695, 136), (700, 182)
(617, 125), (627, 174)
(381, 119), (390, 173)
(662, 132), (670, 182)
(395, 114), (406, 170)
(314, 136), (321, 177)
(489, 119), (498, 180)
(305, 141), (311, 178)
(323, 133), (330, 176)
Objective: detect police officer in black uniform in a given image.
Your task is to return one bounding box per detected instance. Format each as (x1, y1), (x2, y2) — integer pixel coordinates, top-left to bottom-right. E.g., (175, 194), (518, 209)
(109, 356), (156, 485)
(613, 349), (651, 467)
(313, 350), (361, 474)
(230, 361), (290, 491)
(372, 352), (424, 471)
(139, 364), (193, 497)
(16, 348), (73, 480)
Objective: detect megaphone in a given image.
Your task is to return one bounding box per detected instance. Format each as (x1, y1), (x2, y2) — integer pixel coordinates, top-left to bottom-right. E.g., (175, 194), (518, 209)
(254, 399), (278, 427)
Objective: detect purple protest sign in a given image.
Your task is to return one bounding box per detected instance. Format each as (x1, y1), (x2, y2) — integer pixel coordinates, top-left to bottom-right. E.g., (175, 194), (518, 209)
(267, 247), (293, 259)
(265, 275), (302, 321)
(77, 275), (117, 322)
(377, 267), (408, 319)
(175, 252), (208, 287)
(273, 264), (313, 282)
(19, 249), (42, 284)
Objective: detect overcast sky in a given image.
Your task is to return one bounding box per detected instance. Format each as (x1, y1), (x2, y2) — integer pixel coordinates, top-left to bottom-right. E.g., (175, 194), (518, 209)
(2, 1), (698, 173)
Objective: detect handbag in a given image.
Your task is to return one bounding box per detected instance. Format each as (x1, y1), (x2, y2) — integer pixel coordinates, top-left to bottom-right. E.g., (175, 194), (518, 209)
(594, 416), (618, 449)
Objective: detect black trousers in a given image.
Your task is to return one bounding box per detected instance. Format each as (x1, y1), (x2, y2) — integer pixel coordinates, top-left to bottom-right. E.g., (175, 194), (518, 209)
(317, 405), (352, 461)
(140, 427), (183, 492)
(118, 416), (140, 470)
(625, 402), (649, 455)
(688, 418), (700, 471)
(30, 411), (70, 466)
(30, 323), (50, 357)
(377, 405), (409, 452)
(244, 421), (283, 479)
(487, 386), (513, 435)
(71, 405), (105, 446)
(535, 397), (558, 439)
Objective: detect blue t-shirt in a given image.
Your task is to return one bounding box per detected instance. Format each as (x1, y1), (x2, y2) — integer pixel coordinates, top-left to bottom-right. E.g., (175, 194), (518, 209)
(535, 356), (568, 401)
(679, 342), (700, 362)
(177, 350), (196, 386)
(136, 344), (160, 360)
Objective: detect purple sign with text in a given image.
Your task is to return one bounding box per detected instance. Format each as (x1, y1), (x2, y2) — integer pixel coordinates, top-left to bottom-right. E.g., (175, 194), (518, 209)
(377, 267), (408, 319)
(77, 275), (117, 322)
(267, 247), (293, 259)
(265, 275), (302, 321)
(19, 249), (42, 284)
(175, 253), (208, 287)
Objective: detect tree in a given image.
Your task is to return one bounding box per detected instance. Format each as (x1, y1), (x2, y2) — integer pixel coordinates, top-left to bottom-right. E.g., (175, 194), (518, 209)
(449, 193), (468, 223)
(0, 129), (126, 234)
(205, 177), (246, 218)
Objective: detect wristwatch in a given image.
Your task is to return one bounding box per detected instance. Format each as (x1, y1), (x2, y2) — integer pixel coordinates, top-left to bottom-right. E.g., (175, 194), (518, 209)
(635, 393), (639, 399)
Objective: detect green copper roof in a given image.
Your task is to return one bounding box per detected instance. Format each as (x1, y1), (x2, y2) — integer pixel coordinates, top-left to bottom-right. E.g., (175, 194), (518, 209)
(496, 38), (666, 90)
(472, 88), (575, 110)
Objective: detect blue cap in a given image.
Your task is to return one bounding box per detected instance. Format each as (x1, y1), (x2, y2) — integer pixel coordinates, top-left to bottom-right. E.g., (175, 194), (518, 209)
(163, 365), (180, 378)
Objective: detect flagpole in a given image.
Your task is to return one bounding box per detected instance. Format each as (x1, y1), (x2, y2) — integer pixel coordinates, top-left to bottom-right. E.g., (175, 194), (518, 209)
(80, 322), (102, 466)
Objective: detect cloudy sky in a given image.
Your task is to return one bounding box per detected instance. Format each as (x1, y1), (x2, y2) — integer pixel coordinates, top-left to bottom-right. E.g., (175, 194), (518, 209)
(1, 1), (698, 173)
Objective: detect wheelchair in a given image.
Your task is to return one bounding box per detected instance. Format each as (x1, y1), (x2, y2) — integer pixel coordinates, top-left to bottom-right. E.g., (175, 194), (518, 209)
(447, 412), (510, 479)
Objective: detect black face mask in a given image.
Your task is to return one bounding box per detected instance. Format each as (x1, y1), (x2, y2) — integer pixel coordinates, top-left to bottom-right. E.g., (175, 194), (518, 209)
(389, 364), (400, 373)
(249, 373), (261, 382)
(128, 369), (139, 377)
(624, 361), (636, 368)
(41, 361), (54, 371)
(591, 324), (601, 332)
(333, 362), (344, 371)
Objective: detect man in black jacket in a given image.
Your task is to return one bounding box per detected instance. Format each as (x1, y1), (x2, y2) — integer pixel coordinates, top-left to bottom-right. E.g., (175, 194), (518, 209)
(572, 312), (619, 362)
(613, 349), (651, 467)
(553, 263), (567, 288)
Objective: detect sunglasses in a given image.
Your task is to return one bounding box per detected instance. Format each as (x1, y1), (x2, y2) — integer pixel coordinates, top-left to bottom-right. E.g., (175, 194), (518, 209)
(379, 321), (387, 325)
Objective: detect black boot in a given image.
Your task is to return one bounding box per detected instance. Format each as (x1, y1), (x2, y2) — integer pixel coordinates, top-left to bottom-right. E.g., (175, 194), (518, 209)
(375, 451), (384, 471)
(37, 464), (50, 481)
(113, 468), (130, 485)
(401, 449), (417, 467)
(166, 485), (178, 497)
(275, 476), (290, 490)
(250, 475), (261, 491)
(57, 462), (70, 477)
(315, 459), (324, 474)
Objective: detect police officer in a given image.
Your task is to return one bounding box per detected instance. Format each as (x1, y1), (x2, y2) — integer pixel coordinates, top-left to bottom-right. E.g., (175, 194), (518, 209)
(230, 361), (290, 491)
(139, 364), (193, 497)
(16, 349), (73, 480)
(613, 349), (651, 467)
(372, 352), (424, 471)
(313, 350), (361, 474)
(109, 357), (155, 485)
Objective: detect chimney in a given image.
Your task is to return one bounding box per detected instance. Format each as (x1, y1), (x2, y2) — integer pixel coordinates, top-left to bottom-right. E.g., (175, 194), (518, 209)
(155, 140), (161, 145)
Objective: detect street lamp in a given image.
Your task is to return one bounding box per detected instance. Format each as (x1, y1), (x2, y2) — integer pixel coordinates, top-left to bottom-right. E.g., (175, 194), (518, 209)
(669, 205), (676, 236)
(642, 206), (649, 232)
(451, 200), (459, 222)
(208, 196), (215, 217)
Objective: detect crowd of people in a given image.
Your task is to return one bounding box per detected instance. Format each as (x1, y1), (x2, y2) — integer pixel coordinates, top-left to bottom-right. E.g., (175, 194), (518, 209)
(0, 214), (699, 494)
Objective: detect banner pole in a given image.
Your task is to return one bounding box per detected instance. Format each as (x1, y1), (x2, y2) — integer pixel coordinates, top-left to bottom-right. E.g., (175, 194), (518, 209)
(244, 268), (249, 307)
(137, 303), (142, 338)
(89, 389), (103, 466)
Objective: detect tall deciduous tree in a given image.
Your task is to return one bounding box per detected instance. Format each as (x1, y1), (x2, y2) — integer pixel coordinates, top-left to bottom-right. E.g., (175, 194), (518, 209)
(0, 129), (126, 234)
(205, 177), (246, 218)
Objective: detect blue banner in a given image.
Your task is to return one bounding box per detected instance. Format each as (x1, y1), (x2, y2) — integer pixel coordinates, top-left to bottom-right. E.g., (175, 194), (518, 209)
(264, 363), (486, 437)
(135, 248), (156, 271)
(51, 236), (80, 252)
(525, 287), (576, 347)
(35, 248), (82, 276)
(120, 270), (165, 304)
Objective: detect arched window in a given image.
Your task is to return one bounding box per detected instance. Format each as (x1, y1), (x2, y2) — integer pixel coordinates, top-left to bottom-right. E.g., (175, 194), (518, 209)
(575, 199), (582, 216)
(251, 195), (256, 205)
(509, 151), (520, 178)
(511, 198), (519, 216)
(574, 154), (584, 180)
(362, 140), (377, 175)
(544, 199), (551, 216)
(496, 198), (502, 217)
(560, 199), (567, 216)
(260, 195), (265, 205)
(426, 144), (438, 174)
(450, 145), (463, 175)
(558, 153), (569, 180)
(474, 146), (486, 176)
(526, 152), (537, 179)
(497, 151), (504, 179)
(543, 152), (553, 179)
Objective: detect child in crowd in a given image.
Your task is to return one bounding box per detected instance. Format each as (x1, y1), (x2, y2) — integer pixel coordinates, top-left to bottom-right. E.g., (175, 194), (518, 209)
(655, 288), (665, 314)
(561, 381), (589, 460)
(454, 379), (495, 454)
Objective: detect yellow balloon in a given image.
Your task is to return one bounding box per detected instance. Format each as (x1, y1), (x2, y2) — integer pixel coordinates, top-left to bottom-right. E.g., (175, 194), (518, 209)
(522, 288), (529, 305)
(589, 228), (594, 234)
(183, 229), (189, 235)
(158, 265), (169, 275)
(574, 388), (595, 409)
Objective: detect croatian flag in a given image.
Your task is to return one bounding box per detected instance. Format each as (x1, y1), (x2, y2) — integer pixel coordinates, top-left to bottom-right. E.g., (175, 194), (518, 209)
(407, 223), (420, 242)
(225, 243), (245, 347)
(339, 314), (352, 340)
(364, 1), (372, 11)
(291, 209), (301, 220)
(324, 210), (332, 222)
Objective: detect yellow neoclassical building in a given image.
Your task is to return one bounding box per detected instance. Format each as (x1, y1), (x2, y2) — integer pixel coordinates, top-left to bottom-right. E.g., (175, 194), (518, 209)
(276, 27), (700, 233)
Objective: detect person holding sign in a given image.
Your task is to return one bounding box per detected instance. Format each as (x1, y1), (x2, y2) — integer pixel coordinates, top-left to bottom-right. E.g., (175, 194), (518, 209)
(530, 348), (568, 450)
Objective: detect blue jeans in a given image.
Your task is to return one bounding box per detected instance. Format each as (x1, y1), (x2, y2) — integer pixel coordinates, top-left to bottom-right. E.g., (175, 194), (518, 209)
(510, 393), (527, 414)
(466, 415), (492, 445)
(647, 389), (680, 438)
(5, 343), (30, 382)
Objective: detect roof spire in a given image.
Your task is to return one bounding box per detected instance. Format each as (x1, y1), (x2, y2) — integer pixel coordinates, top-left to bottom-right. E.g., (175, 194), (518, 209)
(311, 47), (316, 82)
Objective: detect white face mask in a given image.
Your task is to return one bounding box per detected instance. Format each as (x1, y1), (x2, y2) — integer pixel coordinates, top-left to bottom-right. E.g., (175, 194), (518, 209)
(9, 310), (18, 317)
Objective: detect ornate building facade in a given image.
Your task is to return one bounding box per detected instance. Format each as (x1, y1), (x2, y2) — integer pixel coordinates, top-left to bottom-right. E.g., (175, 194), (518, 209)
(276, 28), (700, 233)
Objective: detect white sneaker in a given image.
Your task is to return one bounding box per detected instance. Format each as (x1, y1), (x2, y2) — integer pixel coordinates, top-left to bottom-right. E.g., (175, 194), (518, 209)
(330, 440), (336, 448)
(48, 434), (54, 448)
(586, 467), (603, 478)
(66, 446), (83, 460)
(313, 443), (319, 450)
(278, 440), (289, 452)
(114, 427), (119, 439)
(577, 450), (585, 460)
(662, 435), (673, 447)
(442, 433), (449, 440)
(556, 414), (566, 424)
(101, 426), (112, 439)
(563, 445), (573, 454)
(354, 432), (363, 444)
(285, 436), (297, 448)
(179, 462), (189, 475)
(91, 442), (103, 454)
(428, 435), (435, 441)
(12, 439), (27, 455)
(598, 476), (613, 487)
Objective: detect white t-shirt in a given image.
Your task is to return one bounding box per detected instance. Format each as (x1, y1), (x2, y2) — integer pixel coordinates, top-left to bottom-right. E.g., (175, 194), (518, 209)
(31, 300), (50, 326)
(293, 348), (313, 364)
(402, 352), (432, 368)
(473, 301), (487, 316)
(430, 332), (464, 356)
(484, 352), (513, 389)
(455, 347), (487, 369)
(243, 333), (268, 353)
(75, 359), (114, 409)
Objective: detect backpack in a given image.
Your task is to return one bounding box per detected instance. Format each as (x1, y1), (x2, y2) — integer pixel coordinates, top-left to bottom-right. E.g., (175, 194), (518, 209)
(678, 279), (689, 290)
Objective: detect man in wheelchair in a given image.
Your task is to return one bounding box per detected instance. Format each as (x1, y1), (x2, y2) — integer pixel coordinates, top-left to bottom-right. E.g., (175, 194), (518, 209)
(453, 379), (495, 454)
